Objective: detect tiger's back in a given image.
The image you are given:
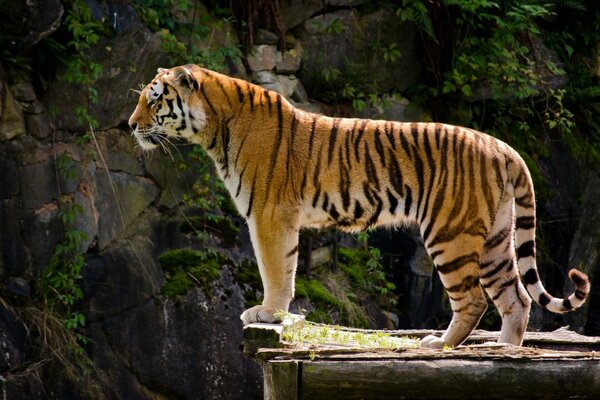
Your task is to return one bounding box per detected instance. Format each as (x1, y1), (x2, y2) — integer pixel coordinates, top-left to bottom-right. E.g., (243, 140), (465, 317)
(129, 65), (590, 348)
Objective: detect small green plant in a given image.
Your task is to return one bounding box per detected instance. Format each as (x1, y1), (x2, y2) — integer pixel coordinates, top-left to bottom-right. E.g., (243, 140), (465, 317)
(281, 321), (419, 350)
(159, 248), (224, 297)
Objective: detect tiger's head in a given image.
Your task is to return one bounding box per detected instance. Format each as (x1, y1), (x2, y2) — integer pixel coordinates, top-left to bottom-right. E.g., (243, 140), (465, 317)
(128, 65), (208, 151)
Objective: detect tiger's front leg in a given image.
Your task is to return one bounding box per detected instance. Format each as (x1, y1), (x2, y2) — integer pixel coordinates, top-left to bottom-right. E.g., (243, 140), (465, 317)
(240, 208), (300, 325)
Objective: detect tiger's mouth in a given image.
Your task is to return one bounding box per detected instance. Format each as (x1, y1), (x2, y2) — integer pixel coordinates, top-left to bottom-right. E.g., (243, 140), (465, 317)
(146, 133), (167, 145)
(133, 130), (167, 150)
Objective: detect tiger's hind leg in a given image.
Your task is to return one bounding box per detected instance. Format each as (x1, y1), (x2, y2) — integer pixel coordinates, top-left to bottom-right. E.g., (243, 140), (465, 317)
(480, 200), (532, 345)
(421, 237), (488, 349)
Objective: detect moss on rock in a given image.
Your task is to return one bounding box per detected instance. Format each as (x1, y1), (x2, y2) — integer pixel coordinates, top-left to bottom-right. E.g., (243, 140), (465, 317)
(158, 249), (223, 297)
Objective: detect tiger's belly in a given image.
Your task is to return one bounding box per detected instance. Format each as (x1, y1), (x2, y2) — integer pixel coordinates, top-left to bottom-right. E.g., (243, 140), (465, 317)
(298, 198), (411, 233)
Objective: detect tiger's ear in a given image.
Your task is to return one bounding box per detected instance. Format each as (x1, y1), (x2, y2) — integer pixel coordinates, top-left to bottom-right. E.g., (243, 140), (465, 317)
(171, 66), (199, 92)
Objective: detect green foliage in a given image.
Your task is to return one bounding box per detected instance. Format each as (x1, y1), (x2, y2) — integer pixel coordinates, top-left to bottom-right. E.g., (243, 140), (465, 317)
(159, 249), (224, 297)
(295, 278), (343, 309)
(133, 0), (242, 71)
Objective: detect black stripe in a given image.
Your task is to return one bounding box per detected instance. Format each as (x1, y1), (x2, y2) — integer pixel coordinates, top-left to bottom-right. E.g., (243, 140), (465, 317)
(353, 200), (364, 220)
(366, 192), (383, 227)
(386, 188), (398, 214)
(481, 259), (510, 280)
(246, 174), (257, 217)
(354, 121), (367, 163)
(492, 277), (518, 301)
(539, 293), (551, 307)
(265, 94), (284, 191)
(413, 148), (425, 220)
(374, 128), (386, 167)
(404, 185), (412, 216)
(328, 119), (340, 166)
(339, 147), (351, 212)
(575, 290), (587, 300)
(420, 126), (436, 224)
(248, 85), (255, 112)
(385, 122), (396, 150)
(200, 83), (217, 114)
(235, 166), (246, 197)
(429, 249), (444, 260)
(234, 81), (245, 103)
(221, 124), (231, 178)
(286, 244), (299, 258)
(400, 130), (411, 158)
(437, 252), (479, 274)
(329, 203), (340, 221)
(312, 186), (321, 208)
(207, 132), (218, 150)
(364, 143), (380, 191)
(388, 149), (404, 197)
(321, 192), (330, 211)
(517, 240), (535, 259)
(562, 298), (573, 310)
(484, 227), (511, 249)
(522, 268), (540, 285)
(446, 275), (479, 293)
(516, 216), (535, 230)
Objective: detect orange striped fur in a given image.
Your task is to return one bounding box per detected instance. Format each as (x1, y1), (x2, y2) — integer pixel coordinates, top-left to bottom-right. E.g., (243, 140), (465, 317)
(129, 65), (590, 348)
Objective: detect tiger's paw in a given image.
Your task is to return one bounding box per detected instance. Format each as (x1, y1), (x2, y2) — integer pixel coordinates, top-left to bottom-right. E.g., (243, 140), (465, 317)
(240, 305), (282, 325)
(420, 335), (446, 349)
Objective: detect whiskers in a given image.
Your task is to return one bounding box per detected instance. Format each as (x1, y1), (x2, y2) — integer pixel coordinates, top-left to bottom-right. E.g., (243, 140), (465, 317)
(132, 126), (183, 161)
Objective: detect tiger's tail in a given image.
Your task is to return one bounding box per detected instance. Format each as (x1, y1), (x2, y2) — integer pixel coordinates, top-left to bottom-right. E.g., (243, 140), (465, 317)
(510, 154), (590, 313)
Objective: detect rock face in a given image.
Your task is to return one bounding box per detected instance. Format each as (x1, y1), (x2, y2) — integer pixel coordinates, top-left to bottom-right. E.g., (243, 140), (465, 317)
(0, 0), (63, 52)
(297, 8), (421, 97)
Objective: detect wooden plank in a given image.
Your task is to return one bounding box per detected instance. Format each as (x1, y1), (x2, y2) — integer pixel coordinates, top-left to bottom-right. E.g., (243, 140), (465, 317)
(301, 358), (600, 399)
(264, 360), (298, 400)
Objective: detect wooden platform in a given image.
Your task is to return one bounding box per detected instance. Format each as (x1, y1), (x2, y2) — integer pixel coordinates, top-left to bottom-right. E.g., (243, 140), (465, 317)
(243, 320), (600, 400)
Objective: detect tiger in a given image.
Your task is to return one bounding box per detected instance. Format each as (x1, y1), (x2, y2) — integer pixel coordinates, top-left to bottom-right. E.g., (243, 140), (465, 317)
(128, 64), (590, 348)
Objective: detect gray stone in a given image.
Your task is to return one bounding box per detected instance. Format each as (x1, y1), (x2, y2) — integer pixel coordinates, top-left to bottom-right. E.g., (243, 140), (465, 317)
(44, 23), (170, 131)
(259, 75), (299, 98)
(94, 129), (144, 175)
(275, 40), (304, 74)
(3, 277), (30, 298)
(280, 0), (326, 30)
(311, 246), (332, 268)
(82, 213), (164, 321)
(24, 100), (46, 115)
(291, 79), (309, 103)
(252, 70), (277, 84)
(0, 199), (28, 278)
(357, 95), (429, 122)
(18, 161), (59, 210)
(276, 75), (299, 98)
(10, 82), (36, 103)
(0, 0), (63, 52)
(94, 169), (160, 249)
(0, 88), (25, 141)
(247, 45), (278, 72)
(25, 113), (53, 139)
(21, 202), (62, 273)
(144, 151), (197, 209)
(255, 29), (279, 45)
(96, 276), (262, 399)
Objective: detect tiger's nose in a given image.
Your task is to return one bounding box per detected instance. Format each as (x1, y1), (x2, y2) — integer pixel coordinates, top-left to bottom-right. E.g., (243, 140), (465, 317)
(129, 120), (138, 131)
